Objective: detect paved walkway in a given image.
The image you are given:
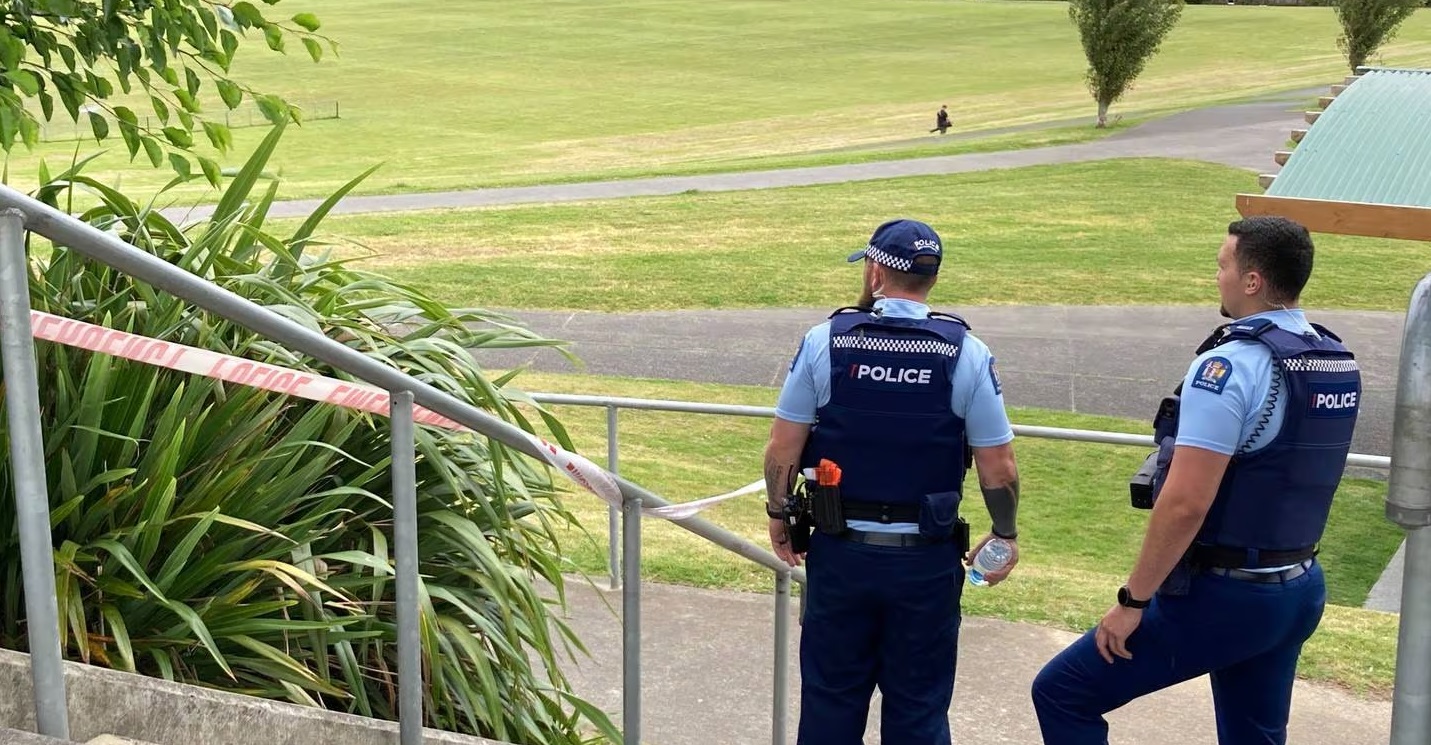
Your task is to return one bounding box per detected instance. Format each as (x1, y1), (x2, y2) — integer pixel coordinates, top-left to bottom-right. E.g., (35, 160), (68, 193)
(554, 578), (1392, 745)
(167, 89), (1319, 221)
(474, 305), (1403, 458)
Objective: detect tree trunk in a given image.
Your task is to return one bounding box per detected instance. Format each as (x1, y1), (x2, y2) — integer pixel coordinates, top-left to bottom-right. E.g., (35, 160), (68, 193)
(1097, 100), (1109, 128)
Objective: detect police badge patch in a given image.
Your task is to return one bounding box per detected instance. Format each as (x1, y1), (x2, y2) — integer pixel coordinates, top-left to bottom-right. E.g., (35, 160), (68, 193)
(989, 357), (1003, 395)
(1191, 356), (1232, 394)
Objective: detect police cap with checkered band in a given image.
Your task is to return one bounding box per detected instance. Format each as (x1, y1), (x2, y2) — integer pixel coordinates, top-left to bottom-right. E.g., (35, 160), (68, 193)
(846, 218), (943, 276)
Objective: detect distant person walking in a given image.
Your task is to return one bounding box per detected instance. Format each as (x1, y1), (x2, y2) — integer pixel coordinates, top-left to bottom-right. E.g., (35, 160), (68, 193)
(930, 105), (951, 135)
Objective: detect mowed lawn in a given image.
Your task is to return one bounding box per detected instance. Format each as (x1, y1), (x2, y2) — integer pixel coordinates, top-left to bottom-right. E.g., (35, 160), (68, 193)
(506, 371), (1403, 695)
(305, 159), (1431, 313)
(5, 1), (1431, 198)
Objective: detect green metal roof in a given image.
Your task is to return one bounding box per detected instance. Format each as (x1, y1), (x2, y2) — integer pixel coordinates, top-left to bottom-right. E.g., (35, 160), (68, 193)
(1267, 68), (1431, 207)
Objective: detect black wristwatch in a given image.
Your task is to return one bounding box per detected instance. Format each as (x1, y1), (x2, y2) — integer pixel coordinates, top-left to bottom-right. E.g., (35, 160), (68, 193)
(1117, 585), (1151, 609)
(765, 506), (784, 519)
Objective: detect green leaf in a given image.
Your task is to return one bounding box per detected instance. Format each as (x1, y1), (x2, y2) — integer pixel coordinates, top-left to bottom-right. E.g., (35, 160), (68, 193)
(216, 79), (243, 110)
(221, 30), (240, 60)
(5, 71), (41, 96)
(161, 127), (193, 148)
(210, 121), (285, 225)
(100, 605), (135, 672)
(292, 13), (322, 32)
(255, 94), (289, 125)
(302, 38), (323, 63)
(168, 153), (191, 179)
(231, 2), (265, 27)
(264, 24), (285, 53)
(0, 35), (22, 71)
(0, 107), (18, 152)
(142, 136), (164, 167)
(150, 95), (170, 124)
(18, 115), (38, 149)
(174, 89), (200, 113)
(202, 121), (232, 153)
(88, 111), (110, 142)
(177, 107), (194, 130)
(39, 91), (53, 120)
(185, 67), (202, 99)
(198, 156), (221, 187)
(117, 118), (141, 159)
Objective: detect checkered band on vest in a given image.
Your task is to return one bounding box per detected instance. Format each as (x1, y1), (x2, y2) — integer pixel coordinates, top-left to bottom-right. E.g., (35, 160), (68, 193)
(831, 334), (961, 357)
(863, 245), (912, 272)
(1280, 358), (1359, 373)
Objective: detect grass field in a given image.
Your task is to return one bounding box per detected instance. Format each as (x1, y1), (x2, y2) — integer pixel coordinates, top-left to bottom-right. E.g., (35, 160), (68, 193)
(305, 159), (1431, 313)
(3, 1), (1429, 199)
(506, 371), (1403, 695)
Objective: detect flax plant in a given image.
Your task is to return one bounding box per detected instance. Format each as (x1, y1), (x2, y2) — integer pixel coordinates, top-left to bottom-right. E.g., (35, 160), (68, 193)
(0, 123), (618, 744)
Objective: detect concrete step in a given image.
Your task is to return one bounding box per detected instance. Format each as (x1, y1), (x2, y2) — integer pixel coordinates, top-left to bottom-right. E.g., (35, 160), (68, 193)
(0, 727), (71, 744)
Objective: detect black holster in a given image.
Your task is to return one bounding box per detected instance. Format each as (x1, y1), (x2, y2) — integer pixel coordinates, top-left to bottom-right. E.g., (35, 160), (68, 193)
(810, 482), (845, 535)
(782, 485), (813, 554)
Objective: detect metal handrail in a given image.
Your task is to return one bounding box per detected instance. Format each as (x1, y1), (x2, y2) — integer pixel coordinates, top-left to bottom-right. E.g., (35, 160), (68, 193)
(0, 184), (800, 745)
(528, 392), (1394, 469)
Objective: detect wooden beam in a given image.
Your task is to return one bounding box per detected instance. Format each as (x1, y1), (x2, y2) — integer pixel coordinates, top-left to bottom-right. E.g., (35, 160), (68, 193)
(1318, 95), (1336, 109)
(1291, 129), (1308, 143)
(1305, 110), (1321, 125)
(1258, 174), (1277, 190)
(1275, 151), (1292, 166)
(1331, 84), (1348, 95)
(1236, 194), (1431, 242)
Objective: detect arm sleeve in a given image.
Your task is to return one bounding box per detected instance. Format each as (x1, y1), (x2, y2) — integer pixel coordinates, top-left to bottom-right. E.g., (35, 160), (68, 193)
(775, 328), (822, 424)
(1173, 351), (1252, 456)
(954, 338), (1014, 447)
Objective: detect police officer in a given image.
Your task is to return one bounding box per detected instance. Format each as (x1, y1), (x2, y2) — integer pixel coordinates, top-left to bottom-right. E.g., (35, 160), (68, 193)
(1031, 216), (1361, 744)
(763, 218), (1023, 745)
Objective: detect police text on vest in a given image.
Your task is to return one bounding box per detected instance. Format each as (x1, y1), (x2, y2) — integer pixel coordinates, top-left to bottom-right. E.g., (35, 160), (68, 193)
(1313, 391), (1358, 410)
(851, 364), (933, 384)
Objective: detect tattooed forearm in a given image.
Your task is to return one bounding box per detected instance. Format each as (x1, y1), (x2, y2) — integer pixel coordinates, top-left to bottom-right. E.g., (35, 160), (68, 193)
(980, 478), (1020, 538)
(764, 457), (798, 513)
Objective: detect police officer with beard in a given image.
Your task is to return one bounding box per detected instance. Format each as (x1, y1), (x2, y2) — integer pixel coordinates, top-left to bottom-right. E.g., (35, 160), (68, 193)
(1031, 216), (1362, 745)
(764, 218), (1023, 745)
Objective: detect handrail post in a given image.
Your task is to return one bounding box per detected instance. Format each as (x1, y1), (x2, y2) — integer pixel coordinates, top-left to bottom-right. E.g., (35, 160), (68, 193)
(1388, 273), (1431, 745)
(622, 488), (642, 744)
(0, 208), (70, 739)
(391, 391), (423, 745)
(773, 571), (791, 745)
(608, 405), (621, 591)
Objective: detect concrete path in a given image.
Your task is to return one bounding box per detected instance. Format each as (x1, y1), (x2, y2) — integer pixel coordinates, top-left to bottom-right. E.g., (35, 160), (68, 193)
(167, 90), (1317, 222)
(473, 304), (1403, 459)
(555, 578), (1391, 745)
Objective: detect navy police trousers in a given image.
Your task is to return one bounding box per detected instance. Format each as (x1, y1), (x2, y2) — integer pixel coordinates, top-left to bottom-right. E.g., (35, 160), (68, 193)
(1031, 560), (1326, 745)
(798, 530), (965, 745)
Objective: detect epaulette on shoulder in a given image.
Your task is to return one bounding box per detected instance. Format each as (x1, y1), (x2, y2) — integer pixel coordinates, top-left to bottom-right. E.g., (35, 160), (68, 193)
(927, 311), (970, 330)
(827, 305), (872, 318)
(1221, 317), (1277, 342)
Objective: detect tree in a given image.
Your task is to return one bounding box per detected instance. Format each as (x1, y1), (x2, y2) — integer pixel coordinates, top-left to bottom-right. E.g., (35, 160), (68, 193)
(1067, 0), (1184, 128)
(1335, 0), (1422, 71)
(0, 0), (331, 185)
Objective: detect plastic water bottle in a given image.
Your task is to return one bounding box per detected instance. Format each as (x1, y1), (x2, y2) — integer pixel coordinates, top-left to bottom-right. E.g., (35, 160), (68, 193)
(968, 538), (1013, 587)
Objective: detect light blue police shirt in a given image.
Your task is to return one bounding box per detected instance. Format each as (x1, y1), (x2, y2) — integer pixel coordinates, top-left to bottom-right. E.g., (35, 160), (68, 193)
(775, 298), (1015, 534)
(1175, 308), (1317, 571)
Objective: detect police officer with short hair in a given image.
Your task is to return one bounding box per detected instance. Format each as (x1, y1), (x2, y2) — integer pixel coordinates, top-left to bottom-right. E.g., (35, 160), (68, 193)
(764, 218), (1023, 745)
(1031, 216), (1362, 745)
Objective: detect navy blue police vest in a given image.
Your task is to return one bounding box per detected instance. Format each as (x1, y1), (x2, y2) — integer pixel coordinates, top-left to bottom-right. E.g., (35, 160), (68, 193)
(1151, 318), (1361, 565)
(799, 307), (969, 506)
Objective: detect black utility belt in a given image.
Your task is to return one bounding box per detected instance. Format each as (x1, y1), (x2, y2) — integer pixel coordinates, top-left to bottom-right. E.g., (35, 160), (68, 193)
(841, 499), (921, 524)
(1189, 544), (1317, 569)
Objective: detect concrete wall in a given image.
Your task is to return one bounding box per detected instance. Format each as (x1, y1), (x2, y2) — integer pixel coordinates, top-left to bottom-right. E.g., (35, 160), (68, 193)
(0, 648), (513, 745)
